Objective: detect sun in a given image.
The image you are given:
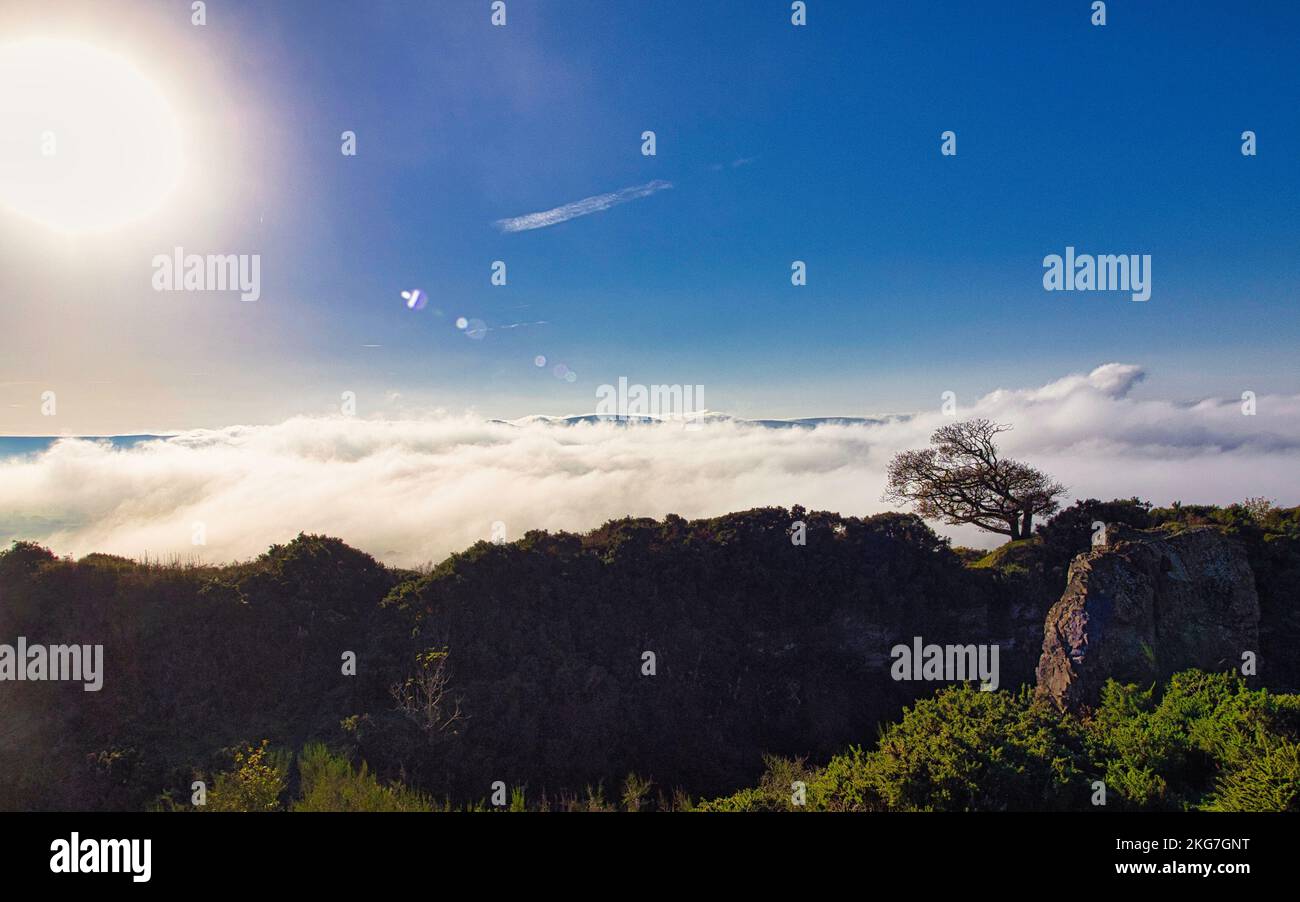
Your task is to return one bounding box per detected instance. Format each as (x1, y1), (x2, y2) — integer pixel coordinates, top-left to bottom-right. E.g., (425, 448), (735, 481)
(0, 38), (184, 234)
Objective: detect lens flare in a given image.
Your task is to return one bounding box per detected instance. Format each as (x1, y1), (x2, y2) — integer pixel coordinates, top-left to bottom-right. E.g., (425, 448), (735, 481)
(400, 289), (427, 310)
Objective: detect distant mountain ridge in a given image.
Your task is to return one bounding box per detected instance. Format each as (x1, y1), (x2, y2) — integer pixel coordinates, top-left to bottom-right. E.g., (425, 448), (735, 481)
(494, 413), (911, 428)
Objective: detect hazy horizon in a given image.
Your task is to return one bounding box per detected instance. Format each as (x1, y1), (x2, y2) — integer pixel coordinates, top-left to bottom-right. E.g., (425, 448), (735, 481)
(3, 361), (1295, 565)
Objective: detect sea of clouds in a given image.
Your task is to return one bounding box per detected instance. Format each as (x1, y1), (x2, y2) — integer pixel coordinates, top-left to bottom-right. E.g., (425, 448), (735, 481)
(1, 364), (1296, 567)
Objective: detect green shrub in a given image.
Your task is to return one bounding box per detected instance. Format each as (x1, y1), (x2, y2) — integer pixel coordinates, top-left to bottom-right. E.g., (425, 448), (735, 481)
(807, 745), (883, 811)
(1085, 670), (1300, 809)
(292, 743), (430, 812)
(846, 684), (1091, 810)
(204, 740), (288, 812)
(1207, 741), (1300, 811)
(696, 755), (820, 812)
(705, 670), (1300, 813)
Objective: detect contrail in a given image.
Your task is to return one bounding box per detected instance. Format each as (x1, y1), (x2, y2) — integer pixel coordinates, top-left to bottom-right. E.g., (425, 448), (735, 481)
(494, 180), (673, 232)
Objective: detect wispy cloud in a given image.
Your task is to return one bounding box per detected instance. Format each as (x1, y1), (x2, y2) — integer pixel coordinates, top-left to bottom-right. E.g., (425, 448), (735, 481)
(494, 180), (673, 233)
(710, 156), (756, 171)
(493, 320), (548, 330)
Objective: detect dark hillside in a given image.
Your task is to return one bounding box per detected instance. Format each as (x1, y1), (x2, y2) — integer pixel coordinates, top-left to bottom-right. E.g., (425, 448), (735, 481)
(1, 503), (1295, 810)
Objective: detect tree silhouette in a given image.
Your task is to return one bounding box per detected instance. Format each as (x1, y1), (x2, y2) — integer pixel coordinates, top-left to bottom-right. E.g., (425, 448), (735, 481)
(885, 419), (1064, 539)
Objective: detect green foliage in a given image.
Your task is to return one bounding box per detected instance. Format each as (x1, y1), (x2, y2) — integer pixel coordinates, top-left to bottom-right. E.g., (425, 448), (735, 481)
(706, 670), (1300, 813)
(1150, 500), (1300, 537)
(1207, 741), (1300, 812)
(1086, 670), (1300, 810)
(970, 537), (1042, 573)
(703, 686), (1094, 813)
(573, 784), (613, 812)
(949, 546), (987, 565)
(204, 741), (288, 812)
(807, 746), (881, 811)
(1085, 681), (1181, 808)
(821, 685), (1090, 811)
(621, 773), (653, 811)
(292, 743), (431, 812)
(695, 755), (820, 812)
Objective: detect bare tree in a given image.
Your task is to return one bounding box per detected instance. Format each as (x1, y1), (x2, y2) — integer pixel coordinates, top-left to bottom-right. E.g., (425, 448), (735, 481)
(885, 419), (1064, 539)
(390, 648), (464, 738)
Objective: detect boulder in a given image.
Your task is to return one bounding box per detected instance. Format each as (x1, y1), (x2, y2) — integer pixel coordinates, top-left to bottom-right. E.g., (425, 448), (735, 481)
(1036, 526), (1259, 710)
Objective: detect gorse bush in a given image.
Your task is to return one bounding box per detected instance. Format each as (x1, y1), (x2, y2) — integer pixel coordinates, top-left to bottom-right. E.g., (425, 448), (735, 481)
(293, 743), (432, 812)
(1208, 741), (1300, 812)
(1086, 670), (1300, 811)
(853, 685), (1090, 811)
(706, 670), (1300, 812)
(705, 686), (1089, 811)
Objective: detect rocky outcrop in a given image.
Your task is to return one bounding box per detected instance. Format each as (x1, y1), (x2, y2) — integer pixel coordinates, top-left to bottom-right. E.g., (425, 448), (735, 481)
(1036, 526), (1259, 710)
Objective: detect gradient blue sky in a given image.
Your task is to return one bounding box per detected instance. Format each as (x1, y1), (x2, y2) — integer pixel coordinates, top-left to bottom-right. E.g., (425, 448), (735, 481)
(2, 0), (1298, 432)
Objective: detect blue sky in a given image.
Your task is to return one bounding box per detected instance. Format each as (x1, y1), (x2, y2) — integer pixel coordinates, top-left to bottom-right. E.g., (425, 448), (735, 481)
(2, 0), (1298, 432)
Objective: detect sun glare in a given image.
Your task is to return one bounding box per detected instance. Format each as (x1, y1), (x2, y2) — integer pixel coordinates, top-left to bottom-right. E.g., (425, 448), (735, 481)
(0, 37), (184, 234)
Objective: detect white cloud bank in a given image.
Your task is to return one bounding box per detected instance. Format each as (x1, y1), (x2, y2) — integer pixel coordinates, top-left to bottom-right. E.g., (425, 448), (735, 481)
(494, 180), (673, 232)
(2, 364), (1296, 566)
